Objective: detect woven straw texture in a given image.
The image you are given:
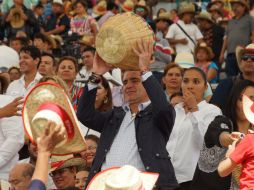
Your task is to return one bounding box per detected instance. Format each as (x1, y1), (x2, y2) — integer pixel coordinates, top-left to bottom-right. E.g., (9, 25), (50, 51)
(95, 12), (155, 70)
(23, 82), (86, 155)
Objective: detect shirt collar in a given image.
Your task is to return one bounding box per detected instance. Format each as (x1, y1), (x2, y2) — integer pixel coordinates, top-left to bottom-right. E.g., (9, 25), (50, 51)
(19, 72), (42, 84)
(122, 100), (151, 113)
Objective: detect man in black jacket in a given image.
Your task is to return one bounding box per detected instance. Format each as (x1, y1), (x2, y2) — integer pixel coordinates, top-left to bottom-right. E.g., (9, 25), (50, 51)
(77, 40), (178, 189)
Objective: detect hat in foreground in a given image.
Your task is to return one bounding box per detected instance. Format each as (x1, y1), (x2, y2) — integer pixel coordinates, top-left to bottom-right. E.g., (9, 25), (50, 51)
(95, 12), (155, 70)
(87, 165), (159, 190)
(22, 82), (86, 155)
(242, 95), (254, 125)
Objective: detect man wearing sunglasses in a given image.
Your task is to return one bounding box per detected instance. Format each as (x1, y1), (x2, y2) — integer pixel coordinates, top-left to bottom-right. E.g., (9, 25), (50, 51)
(211, 43), (254, 113)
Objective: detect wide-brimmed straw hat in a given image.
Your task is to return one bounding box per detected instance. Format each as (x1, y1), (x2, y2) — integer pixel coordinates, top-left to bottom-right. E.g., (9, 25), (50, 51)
(195, 11), (214, 23)
(235, 43), (254, 68)
(50, 154), (85, 172)
(242, 94), (254, 125)
(79, 35), (94, 47)
(121, 0), (134, 12)
(95, 12), (155, 70)
(22, 82), (86, 155)
(45, 35), (57, 49)
(194, 42), (214, 61)
(93, 0), (107, 16)
(10, 8), (25, 29)
(175, 52), (195, 69)
(230, 0), (249, 10)
(87, 165), (159, 190)
(155, 12), (173, 25)
(178, 2), (195, 16)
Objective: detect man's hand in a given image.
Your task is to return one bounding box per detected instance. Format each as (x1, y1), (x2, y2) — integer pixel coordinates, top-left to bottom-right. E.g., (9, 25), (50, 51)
(0, 97), (23, 118)
(92, 52), (114, 75)
(133, 39), (154, 72)
(36, 121), (65, 156)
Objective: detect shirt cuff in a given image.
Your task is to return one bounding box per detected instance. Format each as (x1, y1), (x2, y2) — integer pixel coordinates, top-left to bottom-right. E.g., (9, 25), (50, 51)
(87, 83), (98, 91)
(141, 71), (152, 82)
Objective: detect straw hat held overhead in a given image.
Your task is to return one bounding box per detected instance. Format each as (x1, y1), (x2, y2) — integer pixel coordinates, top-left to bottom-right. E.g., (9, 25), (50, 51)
(22, 82), (86, 155)
(95, 12), (155, 70)
(87, 165), (159, 190)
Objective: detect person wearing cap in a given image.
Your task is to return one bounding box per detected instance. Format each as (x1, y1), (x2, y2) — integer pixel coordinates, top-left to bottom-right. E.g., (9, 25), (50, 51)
(77, 40), (179, 189)
(3, 0), (38, 39)
(195, 11), (224, 67)
(219, 0), (254, 77)
(166, 2), (203, 54)
(211, 43), (254, 113)
(43, 0), (70, 36)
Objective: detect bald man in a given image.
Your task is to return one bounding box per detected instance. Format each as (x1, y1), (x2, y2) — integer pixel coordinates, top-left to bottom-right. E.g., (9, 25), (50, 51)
(8, 163), (34, 190)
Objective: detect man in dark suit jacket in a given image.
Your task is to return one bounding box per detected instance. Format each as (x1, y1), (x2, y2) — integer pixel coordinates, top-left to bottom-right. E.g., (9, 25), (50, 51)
(77, 40), (179, 190)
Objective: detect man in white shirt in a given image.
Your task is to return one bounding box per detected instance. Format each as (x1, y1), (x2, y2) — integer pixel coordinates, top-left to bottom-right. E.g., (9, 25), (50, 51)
(166, 2), (203, 54)
(6, 45), (42, 97)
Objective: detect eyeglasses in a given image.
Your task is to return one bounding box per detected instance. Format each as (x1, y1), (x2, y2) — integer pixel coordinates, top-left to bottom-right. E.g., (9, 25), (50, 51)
(241, 54), (254, 61)
(49, 168), (69, 177)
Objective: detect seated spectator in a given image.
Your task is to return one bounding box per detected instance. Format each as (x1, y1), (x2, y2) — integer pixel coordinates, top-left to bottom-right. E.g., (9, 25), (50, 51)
(8, 66), (21, 81)
(38, 52), (56, 76)
(70, 0), (98, 40)
(43, 0), (70, 36)
(162, 64), (183, 102)
(33, 33), (48, 52)
(34, 3), (45, 30)
(40, 0), (52, 22)
(50, 155), (85, 190)
(8, 163), (34, 190)
(194, 43), (218, 84)
(56, 56), (83, 112)
(9, 36), (29, 53)
(80, 135), (99, 170)
(3, 0), (38, 38)
(75, 169), (89, 190)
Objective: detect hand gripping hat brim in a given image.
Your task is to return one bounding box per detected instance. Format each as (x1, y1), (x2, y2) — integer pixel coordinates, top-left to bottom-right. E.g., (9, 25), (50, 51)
(22, 82), (86, 155)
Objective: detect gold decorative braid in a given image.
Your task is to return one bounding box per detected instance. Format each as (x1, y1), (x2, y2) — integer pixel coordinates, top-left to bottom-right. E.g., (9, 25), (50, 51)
(232, 164), (242, 187)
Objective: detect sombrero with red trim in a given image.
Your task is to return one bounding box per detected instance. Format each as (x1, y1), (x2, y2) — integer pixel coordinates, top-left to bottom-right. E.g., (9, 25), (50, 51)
(87, 165), (159, 190)
(22, 82), (86, 155)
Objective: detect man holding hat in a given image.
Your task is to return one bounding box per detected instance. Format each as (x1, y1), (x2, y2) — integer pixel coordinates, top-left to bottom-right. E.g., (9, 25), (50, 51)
(166, 2), (203, 54)
(196, 11), (224, 66)
(219, 0), (254, 77)
(77, 39), (179, 189)
(43, 0), (70, 36)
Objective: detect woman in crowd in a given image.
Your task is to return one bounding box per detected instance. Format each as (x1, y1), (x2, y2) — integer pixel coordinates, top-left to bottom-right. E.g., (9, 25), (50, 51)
(8, 66), (21, 81)
(162, 63), (183, 102)
(70, 0), (98, 40)
(166, 67), (221, 190)
(80, 134), (100, 170)
(190, 80), (254, 190)
(56, 56), (83, 112)
(194, 43), (218, 84)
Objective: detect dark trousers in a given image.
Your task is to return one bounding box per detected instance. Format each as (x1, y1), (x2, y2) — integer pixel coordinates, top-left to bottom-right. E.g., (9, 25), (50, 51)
(175, 181), (192, 190)
(225, 53), (240, 77)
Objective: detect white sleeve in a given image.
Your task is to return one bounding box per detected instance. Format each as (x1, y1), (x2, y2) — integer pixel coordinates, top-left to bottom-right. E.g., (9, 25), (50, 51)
(194, 25), (203, 40)
(188, 104), (222, 149)
(0, 116), (24, 168)
(166, 24), (176, 39)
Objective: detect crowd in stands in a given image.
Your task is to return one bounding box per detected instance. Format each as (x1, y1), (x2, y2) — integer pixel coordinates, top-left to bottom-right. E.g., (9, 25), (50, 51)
(1, 0), (254, 190)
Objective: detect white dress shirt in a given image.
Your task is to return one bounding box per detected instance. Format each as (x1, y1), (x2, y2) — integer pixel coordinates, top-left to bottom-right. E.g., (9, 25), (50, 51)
(6, 72), (42, 97)
(0, 95), (24, 180)
(166, 101), (221, 183)
(166, 20), (203, 53)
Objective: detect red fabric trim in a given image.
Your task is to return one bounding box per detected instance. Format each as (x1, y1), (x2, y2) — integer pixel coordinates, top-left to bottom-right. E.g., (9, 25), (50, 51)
(155, 44), (171, 54)
(38, 103), (75, 140)
(51, 160), (65, 169)
(123, 5), (133, 11)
